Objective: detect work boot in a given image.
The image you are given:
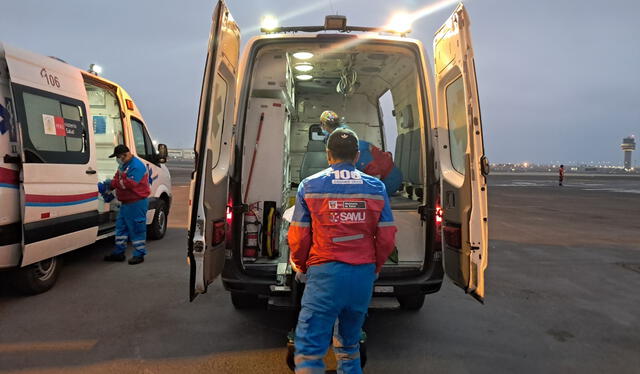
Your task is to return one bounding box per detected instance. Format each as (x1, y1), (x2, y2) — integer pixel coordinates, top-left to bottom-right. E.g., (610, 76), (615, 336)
(104, 253), (125, 262)
(128, 256), (144, 265)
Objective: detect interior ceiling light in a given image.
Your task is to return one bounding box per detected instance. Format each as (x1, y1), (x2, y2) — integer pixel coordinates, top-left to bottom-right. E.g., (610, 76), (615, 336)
(292, 51), (314, 60)
(296, 74), (313, 81)
(294, 63), (314, 72)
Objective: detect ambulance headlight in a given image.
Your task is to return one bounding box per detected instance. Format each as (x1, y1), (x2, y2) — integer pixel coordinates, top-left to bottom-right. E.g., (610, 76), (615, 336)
(261, 15), (279, 32)
(387, 12), (413, 34)
(88, 64), (103, 75)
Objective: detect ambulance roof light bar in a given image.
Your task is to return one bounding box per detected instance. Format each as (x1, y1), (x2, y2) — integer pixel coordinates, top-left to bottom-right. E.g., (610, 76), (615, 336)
(260, 15), (412, 36)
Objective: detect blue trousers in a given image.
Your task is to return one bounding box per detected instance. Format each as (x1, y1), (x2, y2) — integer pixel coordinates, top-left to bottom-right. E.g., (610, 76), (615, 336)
(113, 198), (148, 257)
(295, 262), (376, 374)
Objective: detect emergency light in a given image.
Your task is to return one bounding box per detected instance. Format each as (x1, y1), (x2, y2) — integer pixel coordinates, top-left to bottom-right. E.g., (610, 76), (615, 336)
(88, 63), (102, 76)
(261, 15), (279, 32)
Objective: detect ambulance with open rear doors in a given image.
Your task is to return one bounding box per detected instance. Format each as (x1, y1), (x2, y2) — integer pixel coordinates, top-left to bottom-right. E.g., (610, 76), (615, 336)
(188, 1), (489, 310)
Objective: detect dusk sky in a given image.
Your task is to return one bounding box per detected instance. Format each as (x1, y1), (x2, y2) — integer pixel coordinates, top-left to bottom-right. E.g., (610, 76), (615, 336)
(2, 0), (638, 164)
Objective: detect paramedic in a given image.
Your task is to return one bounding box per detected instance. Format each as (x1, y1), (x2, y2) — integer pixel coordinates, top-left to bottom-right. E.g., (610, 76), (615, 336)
(559, 164), (565, 186)
(289, 128), (397, 374)
(100, 144), (151, 265)
(320, 110), (403, 196)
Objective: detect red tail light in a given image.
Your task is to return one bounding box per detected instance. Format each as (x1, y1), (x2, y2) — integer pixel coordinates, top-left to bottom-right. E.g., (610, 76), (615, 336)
(212, 220), (225, 246)
(434, 206), (443, 244)
(226, 205), (233, 221)
(225, 203), (234, 249)
(443, 225), (462, 249)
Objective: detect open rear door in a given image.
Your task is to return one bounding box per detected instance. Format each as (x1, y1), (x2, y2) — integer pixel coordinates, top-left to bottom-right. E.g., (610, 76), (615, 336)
(4, 44), (99, 267)
(188, 0), (240, 301)
(433, 4), (489, 303)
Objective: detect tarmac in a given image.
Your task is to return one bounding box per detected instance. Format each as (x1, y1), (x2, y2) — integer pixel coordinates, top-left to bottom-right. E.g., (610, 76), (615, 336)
(0, 171), (638, 373)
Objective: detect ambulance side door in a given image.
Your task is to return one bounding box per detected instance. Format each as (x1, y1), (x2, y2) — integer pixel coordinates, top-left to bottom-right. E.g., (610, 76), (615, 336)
(188, 0), (240, 301)
(433, 4), (489, 302)
(4, 45), (99, 267)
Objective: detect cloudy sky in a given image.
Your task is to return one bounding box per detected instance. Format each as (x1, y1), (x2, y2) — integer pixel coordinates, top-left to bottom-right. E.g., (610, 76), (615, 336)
(2, 0), (638, 164)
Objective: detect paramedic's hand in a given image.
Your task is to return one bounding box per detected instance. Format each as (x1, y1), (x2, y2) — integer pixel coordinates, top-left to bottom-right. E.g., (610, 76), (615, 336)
(295, 272), (307, 283)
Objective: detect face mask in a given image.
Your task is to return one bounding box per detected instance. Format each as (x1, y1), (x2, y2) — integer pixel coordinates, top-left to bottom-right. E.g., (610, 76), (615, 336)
(116, 158), (124, 166)
(322, 129), (330, 137)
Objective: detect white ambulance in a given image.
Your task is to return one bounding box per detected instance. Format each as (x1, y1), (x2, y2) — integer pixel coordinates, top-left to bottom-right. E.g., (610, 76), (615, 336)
(188, 1), (489, 309)
(0, 44), (172, 294)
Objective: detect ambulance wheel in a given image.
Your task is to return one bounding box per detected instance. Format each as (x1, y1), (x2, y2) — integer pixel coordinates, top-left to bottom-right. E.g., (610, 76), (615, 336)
(148, 200), (168, 240)
(11, 256), (62, 295)
(397, 294), (425, 310)
(230, 292), (261, 309)
(286, 341), (296, 371)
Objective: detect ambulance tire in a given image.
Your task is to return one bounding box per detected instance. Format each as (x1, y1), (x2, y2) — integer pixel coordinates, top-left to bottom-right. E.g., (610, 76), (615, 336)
(11, 256), (62, 295)
(397, 294), (425, 310)
(230, 292), (262, 309)
(148, 200), (168, 240)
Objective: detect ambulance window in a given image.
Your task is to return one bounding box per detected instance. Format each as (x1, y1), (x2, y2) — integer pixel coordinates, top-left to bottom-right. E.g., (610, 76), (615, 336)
(15, 86), (89, 164)
(208, 73), (228, 169)
(131, 118), (147, 159)
(445, 76), (468, 175)
(130, 117), (156, 163)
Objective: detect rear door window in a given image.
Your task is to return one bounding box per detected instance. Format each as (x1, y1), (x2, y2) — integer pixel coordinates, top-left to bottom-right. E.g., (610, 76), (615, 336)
(445, 76), (468, 175)
(13, 85), (89, 164)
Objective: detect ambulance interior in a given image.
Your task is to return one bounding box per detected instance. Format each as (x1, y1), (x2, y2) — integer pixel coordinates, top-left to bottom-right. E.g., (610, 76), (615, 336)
(240, 41), (428, 272)
(84, 80), (125, 215)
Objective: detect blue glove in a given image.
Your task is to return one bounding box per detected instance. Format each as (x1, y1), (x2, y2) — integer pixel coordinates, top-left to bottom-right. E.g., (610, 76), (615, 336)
(97, 181), (107, 195)
(103, 192), (115, 203)
(97, 180), (113, 194)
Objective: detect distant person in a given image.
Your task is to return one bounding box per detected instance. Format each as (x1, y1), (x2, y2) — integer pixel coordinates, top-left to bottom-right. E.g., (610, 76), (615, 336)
(559, 164), (565, 186)
(98, 145), (151, 265)
(319, 110), (403, 196)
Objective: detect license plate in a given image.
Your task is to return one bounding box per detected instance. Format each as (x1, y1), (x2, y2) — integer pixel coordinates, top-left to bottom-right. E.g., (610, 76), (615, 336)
(374, 286), (394, 293)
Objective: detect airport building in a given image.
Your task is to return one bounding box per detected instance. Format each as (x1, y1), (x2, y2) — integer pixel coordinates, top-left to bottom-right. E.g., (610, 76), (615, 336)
(621, 136), (636, 170)
(167, 148), (195, 160)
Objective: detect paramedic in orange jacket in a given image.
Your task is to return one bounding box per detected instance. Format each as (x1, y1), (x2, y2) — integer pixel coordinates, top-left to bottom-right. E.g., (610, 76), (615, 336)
(288, 128), (397, 374)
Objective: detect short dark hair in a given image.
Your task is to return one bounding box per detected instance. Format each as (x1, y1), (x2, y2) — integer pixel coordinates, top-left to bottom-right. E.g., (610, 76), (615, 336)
(327, 128), (358, 161)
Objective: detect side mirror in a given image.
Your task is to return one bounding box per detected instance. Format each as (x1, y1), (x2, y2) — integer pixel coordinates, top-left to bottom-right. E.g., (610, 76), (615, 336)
(157, 144), (168, 164)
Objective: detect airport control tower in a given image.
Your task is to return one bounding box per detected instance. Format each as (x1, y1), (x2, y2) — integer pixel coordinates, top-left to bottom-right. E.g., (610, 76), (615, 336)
(621, 136), (636, 170)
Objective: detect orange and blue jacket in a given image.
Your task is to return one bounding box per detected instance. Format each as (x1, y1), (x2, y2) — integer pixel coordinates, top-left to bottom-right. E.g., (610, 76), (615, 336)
(110, 156), (151, 204)
(288, 162), (397, 273)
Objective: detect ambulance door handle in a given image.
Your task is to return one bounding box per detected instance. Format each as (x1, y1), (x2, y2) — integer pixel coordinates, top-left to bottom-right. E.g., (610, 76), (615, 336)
(86, 169), (97, 175)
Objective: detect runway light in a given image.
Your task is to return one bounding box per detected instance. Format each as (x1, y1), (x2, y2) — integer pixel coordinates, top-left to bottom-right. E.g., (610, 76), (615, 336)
(261, 15), (279, 32)
(296, 74), (313, 81)
(292, 51), (314, 60)
(88, 63), (102, 76)
(294, 63), (313, 72)
(387, 12), (413, 34)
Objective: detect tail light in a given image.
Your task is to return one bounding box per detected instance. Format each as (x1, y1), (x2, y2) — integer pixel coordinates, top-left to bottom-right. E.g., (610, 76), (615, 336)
(434, 206), (443, 245)
(443, 225), (462, 249)
(225, 203), (234, 249)
(212, 220), (225, 246)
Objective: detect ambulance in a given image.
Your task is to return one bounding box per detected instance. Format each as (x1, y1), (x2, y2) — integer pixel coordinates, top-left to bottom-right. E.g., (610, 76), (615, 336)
(0, 44), (172, 294)
(188, 1), (489, 310)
